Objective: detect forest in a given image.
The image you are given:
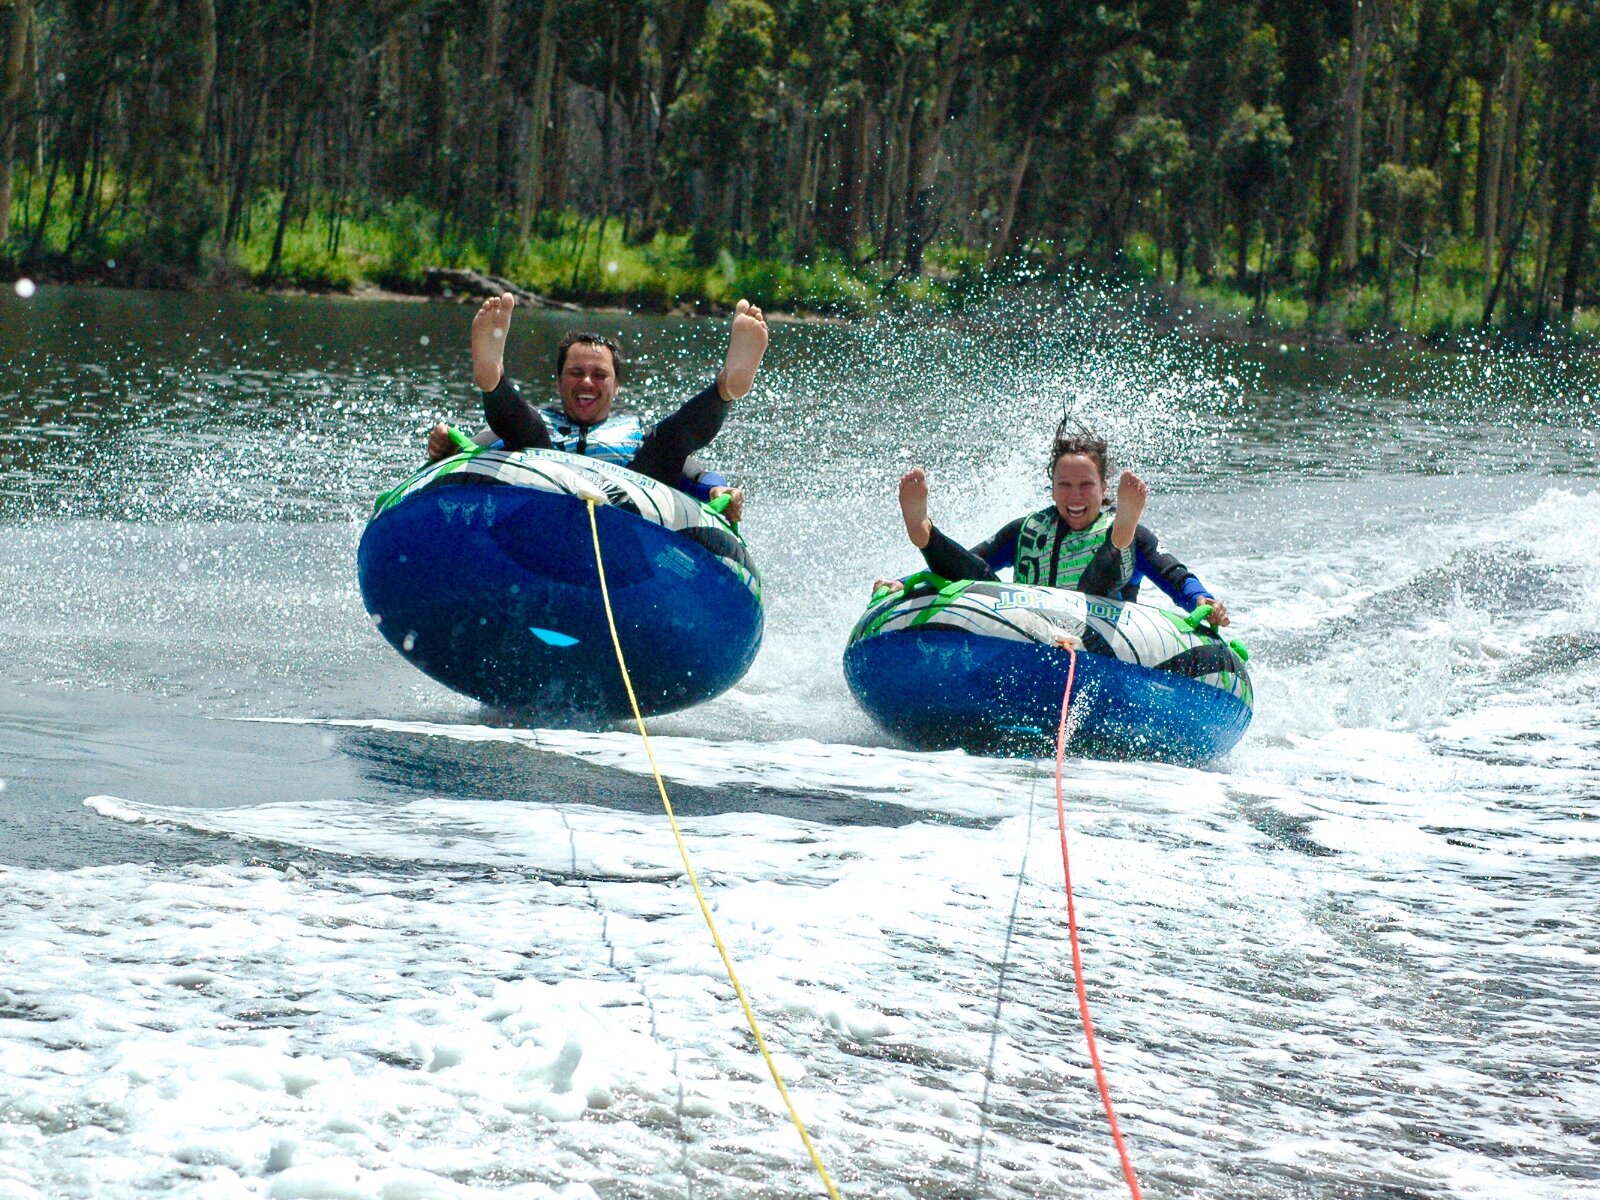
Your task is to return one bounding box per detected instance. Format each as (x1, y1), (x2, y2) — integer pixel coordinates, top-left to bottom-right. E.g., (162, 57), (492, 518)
(0, 0), (1597, 338)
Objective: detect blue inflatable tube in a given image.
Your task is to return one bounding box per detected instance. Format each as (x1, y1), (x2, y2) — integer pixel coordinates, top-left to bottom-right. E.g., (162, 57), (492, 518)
(358, 448), (762, 720)
(844, 578), (1252, 762)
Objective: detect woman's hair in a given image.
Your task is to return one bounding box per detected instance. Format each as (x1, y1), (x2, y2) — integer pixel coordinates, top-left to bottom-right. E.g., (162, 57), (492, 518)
(555, 331), (624, 380)
(1048, 414), (1110, 486)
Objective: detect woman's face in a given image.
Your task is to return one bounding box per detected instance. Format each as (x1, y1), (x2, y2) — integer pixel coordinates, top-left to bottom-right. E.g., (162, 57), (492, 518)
(1051, 453), (1106, 531)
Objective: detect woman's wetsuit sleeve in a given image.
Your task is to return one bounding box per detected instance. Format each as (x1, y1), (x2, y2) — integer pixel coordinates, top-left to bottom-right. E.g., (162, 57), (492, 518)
(1133, 525), (1210, 609)
(680, 453), (730, 501)
(918, 518), (1025, 582)
(483, 378), (552, 451)
(628, 381), (726, 487)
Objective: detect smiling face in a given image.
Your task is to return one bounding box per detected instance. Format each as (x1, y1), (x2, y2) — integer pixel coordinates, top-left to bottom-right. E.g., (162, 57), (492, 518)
(1051, 452), (1108, 531)
(556, 343), (619, 424)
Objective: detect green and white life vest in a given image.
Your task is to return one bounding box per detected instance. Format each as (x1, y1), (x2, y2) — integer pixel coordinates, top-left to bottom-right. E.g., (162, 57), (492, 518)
(1013, 507), (1121, 588)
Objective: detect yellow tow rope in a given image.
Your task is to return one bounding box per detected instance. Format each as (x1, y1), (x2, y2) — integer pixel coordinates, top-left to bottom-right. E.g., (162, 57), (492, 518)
(584, 499), (842, 1199)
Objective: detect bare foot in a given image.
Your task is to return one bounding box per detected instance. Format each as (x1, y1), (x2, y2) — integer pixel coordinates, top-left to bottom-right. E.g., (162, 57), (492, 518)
(1110, 470), (1148, 549)
(899, 467), (932, 549)
(716, 299), (768, 401)
(472, 292), (516, 391)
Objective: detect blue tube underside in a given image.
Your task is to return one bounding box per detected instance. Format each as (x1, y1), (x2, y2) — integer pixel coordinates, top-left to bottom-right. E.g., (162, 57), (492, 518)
(358, 483), (762, 720)
(844, 627), (1251, 762)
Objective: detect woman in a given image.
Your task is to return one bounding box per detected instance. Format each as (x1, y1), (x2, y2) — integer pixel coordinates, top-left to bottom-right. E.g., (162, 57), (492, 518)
(887, 419), (1230, 626)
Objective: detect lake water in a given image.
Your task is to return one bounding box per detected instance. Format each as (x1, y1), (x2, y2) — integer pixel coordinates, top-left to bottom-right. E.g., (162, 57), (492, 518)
(2, 285), (1599, 1199)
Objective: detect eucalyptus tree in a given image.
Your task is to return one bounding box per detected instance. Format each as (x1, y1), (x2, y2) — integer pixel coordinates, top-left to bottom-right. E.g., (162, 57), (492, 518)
(1217, 102), (1291, 286)
(0, 0), (33, 245)
(1539, 0), (1600, 320)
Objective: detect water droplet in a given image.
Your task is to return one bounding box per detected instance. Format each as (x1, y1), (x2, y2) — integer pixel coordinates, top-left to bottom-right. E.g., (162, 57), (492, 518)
(419, 335), (430, 346)
(401, 632), (417, 652)
(14, 278), (36, 299)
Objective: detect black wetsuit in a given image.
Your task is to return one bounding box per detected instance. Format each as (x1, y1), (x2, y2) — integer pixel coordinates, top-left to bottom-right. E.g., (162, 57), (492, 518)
(919, 514), (1212, 608)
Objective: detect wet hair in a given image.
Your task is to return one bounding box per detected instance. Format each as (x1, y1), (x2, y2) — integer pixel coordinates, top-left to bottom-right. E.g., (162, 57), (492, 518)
(1048, 415), (1110, 489)
(555, 331), (623, 380)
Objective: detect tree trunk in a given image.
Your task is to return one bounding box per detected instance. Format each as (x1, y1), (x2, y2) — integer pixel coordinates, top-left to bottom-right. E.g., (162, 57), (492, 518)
(793, 116), (820, 256)
(902, 0), (975, 277)
(1532, 184), (1556, 323)
(1496, 32), (1530, 253)
(1235, 205), (1252, 288)
(268, 0), (318, 281)
(138, 0), (217, 277)
(473, 0), (507, 226)
(545, 75), (568, 214)
(1423, 74), (1458, 171)
(1337, 0), (1376, 278)
(847, 100), (869, 250)
(878, 64), (912, 261)
(1444, 107), (1467, 235)
(988, 80), (1053, 269)
(19, 0), (36, 174)
(220, 83), (264, 252)
(517, 0), (559, 238)
(0, 0), (33, 244)
(421, 9), (451, 211)
(1473, 76), (1495, 238)
(635, 0), (710, 241)
(1312, 162), (1340, 307)
(1482, 150), (1552, 325)
(1560, 136), (1598, 317)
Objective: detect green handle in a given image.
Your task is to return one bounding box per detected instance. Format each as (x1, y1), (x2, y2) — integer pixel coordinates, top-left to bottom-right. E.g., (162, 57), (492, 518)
(870, 569), (950, 606)
(706, 492), (732, 515)
(1183, 604), (1250, 662)
(901, 570), (948, 593)
(445, 425), (480, 455)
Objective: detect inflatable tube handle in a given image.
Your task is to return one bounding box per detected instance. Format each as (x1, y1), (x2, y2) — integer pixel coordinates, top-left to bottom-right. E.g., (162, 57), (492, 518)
(1182, 604), (1250, 663)
(445, 425), (482, 456)
(702, 491), (741, 534)
(868, 568), (950, 606)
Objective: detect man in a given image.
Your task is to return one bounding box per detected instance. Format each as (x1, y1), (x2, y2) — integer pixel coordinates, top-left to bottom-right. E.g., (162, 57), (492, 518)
(427, 293), (768, 521)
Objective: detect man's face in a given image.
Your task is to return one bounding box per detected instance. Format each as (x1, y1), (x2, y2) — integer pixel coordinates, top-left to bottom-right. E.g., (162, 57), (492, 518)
(557, 343), (619, 424)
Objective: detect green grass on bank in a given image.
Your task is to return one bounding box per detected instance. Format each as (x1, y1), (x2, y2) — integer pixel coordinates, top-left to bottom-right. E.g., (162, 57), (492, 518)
(0, 181), (951, 316)
(1118, 230), (1598, 345)
(223, 194), (957, 318)
(4, 178), (1594, 343)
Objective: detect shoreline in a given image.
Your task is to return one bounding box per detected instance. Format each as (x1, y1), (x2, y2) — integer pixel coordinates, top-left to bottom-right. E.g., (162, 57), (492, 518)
(5, 267), (1590, 352)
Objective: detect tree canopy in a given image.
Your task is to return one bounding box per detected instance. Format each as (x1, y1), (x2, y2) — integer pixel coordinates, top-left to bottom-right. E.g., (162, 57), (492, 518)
(0, 0), (1596, 330)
